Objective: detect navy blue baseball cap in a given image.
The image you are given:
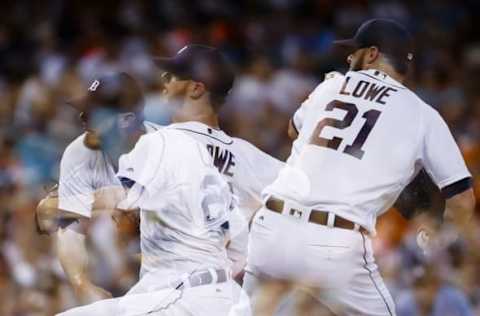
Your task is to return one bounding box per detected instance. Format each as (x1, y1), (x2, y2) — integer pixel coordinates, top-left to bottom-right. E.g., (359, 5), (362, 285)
(154, 44), (235, 97)
(334, 19), (414, 62)
(67, 72), (145, 113)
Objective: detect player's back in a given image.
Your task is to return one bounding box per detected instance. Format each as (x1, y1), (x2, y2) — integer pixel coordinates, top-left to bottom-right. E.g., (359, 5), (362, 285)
(266, 69), (468, 232)
(168, 121), (284, 220)
(118, 128), (233, 276)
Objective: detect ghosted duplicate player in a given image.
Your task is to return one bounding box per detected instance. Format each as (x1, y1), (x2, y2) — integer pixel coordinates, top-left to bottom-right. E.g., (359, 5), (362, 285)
(153, 45), (284, 273)
(245, 19), (475, 316)
(35, 72), (162, 303)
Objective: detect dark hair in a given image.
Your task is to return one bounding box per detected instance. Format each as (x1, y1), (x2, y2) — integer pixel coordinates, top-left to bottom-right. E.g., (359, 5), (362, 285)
(383, 54), (411, 76)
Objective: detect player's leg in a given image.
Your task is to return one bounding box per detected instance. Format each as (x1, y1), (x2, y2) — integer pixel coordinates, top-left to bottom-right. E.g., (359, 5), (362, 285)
(310, 232), (396, 316)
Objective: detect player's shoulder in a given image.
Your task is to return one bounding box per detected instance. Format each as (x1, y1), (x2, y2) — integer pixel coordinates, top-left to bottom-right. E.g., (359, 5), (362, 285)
(61, 133), (98, 168)
(313, 71), (346, 93)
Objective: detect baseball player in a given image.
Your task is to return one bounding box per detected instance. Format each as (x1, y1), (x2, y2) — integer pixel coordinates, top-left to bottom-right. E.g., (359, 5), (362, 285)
(244, 19), (475, 316)
(36, 72), (162, 304)
(153, 45), (284, 272)
(58, 126), (251, 316)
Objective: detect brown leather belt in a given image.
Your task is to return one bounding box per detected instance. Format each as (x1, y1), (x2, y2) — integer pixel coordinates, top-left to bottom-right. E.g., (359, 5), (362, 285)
(265, 197), (367, 234)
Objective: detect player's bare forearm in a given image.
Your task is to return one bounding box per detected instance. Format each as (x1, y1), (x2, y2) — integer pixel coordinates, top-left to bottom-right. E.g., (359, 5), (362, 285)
(444, 188), (475, 238)
(56, 226), (112, 304)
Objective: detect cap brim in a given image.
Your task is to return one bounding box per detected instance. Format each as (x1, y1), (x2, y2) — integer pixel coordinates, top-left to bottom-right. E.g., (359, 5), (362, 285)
(332, 38), (359, 48)
(153, 57), (183, 74)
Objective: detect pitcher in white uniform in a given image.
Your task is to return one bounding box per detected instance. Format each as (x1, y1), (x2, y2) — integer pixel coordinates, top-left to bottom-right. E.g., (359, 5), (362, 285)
(57, 128), (251, 316)
(35, 72), (163, 304)
(244, 19), (475, 316)
(153, 45), (284, 274)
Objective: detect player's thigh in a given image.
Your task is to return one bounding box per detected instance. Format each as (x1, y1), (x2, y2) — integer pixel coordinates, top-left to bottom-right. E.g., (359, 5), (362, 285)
(310, 237), (396, 316)
(247, 208), (301, 277)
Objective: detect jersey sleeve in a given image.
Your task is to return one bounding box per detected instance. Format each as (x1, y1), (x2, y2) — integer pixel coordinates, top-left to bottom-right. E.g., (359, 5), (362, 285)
(420, 108), (472, 194)
(58, 141), (95, 218)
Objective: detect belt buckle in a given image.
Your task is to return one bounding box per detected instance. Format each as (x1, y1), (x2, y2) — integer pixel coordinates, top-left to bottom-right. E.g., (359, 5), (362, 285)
(285, 201), (311, 222)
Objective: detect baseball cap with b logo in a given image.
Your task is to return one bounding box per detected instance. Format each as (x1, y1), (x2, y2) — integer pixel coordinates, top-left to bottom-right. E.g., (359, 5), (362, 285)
(334, 19), (414, 63)
(67, 72), (144, 114)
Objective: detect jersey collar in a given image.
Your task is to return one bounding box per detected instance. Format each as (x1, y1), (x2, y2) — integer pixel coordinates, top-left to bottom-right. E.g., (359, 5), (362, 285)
(357, 69), (406, 90)
(168, 121), (233, 144)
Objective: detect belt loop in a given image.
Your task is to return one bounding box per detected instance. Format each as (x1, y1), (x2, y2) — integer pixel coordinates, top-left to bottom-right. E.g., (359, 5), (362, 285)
(354, 223), (360, 231)
(327, 212), (335, 228)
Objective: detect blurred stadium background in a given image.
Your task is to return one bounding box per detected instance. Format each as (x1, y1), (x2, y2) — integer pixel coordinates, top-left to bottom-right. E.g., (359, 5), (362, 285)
(1, 0), (480, 315)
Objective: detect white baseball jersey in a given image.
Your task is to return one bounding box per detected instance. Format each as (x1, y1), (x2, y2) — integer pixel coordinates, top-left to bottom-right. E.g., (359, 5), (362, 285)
(58, 121), (161, 217)
(168, 121), (284, 221)
(116, 128), (234, 277)
(265, 69), (471, 233)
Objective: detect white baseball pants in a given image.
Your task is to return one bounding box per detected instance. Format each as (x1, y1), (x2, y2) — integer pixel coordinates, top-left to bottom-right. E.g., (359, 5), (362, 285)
(244, 207), (396, 316)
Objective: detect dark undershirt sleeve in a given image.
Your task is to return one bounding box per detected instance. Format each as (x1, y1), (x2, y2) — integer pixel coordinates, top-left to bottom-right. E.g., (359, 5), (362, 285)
(119, 177), (136, 189)
(441, 177), (473, 199)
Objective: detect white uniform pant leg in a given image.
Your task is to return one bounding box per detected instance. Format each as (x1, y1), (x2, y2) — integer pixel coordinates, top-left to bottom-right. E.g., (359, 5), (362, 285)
(312, 232), (396, 316)
(245, 207), (396, 316)
(131, 280), (251, 316)
(58, 280), (251, 316)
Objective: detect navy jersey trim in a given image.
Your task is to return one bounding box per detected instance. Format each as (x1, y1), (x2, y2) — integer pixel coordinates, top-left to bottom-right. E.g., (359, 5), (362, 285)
(172, 127), (234, 145)
(441, 177), (473, 199)
(119, 177), (136, 189)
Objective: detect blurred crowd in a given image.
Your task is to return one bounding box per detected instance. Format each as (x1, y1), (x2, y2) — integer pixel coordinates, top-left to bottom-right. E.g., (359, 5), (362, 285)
(1, 0), (480, 315)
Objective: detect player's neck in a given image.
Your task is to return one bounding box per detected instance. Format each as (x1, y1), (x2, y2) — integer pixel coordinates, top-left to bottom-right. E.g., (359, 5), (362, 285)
(173, 102), (220, 128)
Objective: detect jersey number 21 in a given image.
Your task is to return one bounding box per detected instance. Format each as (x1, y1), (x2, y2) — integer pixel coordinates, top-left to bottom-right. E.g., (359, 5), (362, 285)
(309, 100), (381, 160)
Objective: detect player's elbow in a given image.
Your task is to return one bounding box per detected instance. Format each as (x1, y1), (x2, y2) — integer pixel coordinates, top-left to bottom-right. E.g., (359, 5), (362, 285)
(444, 188), (476, 226)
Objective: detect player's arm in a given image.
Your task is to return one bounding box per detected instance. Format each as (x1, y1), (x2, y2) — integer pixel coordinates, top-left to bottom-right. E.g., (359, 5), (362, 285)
(56, 221), (113, 304)
(421, 108), (475, 238)
(50, 145), (114, 303)
(443, 182), (475, 237)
